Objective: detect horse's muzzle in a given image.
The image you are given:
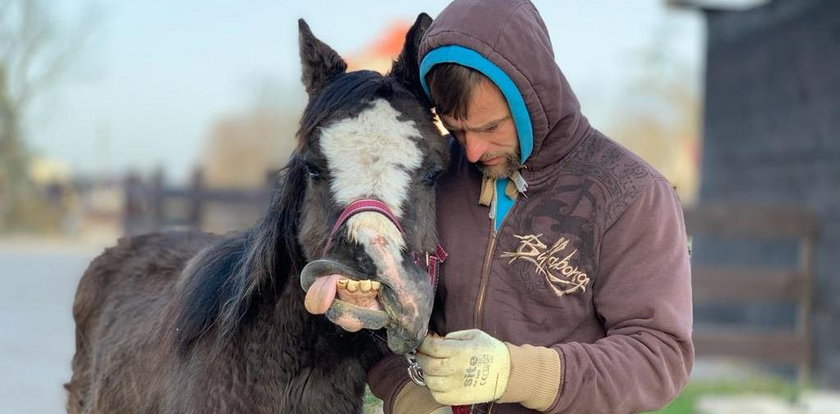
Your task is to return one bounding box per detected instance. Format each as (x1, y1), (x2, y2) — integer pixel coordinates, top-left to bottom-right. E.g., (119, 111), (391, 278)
(300, 255), (432, 354)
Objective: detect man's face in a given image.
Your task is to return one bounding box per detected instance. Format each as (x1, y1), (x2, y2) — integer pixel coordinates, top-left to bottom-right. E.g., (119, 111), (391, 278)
(439, 80), (520, 178)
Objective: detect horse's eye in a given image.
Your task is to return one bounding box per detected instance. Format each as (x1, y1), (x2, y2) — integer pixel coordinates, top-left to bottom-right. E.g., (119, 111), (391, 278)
(305, 162), (323, 181)
(423, 169), (443, 186)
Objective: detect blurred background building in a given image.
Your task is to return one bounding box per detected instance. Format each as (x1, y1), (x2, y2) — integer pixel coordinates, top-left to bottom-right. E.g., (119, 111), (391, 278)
(680, 0), (840, 389)
(1, 0), (838, 413)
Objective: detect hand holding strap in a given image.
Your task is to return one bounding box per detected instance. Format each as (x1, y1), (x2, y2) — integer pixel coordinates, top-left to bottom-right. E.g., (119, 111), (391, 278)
(416, 329), (511, 406)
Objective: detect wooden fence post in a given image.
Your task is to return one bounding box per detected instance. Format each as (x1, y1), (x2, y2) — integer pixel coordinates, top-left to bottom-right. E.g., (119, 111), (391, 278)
(122, 171), (142, 235)
(188, 168), (204, 229)
(151, 168), (165, 231)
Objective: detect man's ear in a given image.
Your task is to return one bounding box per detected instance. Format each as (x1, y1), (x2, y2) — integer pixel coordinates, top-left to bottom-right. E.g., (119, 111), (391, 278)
(299, 19), (347, 97)
(389, 13), (433, 109)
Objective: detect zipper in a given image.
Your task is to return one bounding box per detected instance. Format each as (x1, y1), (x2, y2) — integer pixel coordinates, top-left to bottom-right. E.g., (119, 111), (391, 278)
(473, 177), (528, 412)
(473, 221), (498, 329)
(473, 187), (523, 329)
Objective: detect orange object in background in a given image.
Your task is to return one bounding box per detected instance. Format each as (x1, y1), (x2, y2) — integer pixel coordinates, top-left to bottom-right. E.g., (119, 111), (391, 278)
(346, 21), (411, 74)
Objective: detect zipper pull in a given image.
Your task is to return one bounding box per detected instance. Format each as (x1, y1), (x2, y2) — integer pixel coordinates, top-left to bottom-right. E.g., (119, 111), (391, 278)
(511, 170), (528, 194)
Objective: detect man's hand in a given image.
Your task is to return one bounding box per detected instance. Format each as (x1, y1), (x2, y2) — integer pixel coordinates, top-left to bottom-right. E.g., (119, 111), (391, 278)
(416, 329), (510, 406)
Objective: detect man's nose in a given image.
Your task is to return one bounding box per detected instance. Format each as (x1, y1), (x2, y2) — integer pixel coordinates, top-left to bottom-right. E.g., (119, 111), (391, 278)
(463, 132), (486, 163)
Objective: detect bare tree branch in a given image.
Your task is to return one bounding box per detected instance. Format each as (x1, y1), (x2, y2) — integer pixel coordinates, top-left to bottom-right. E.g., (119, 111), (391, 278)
(1, 0), (96, 110)
(0, 0), (98, 231)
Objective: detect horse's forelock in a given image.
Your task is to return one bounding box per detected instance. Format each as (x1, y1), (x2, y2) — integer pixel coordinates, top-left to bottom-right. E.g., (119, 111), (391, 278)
(296, 70), (388, 149)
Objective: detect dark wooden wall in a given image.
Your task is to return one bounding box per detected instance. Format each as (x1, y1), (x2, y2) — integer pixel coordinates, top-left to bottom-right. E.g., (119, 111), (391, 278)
(698, 0), (840, 387)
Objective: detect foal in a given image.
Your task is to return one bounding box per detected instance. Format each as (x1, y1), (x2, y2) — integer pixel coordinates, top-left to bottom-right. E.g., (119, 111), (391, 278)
(67, 14), (445, 413)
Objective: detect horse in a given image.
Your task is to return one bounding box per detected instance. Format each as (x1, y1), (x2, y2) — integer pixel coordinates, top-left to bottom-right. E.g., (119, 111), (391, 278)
(66, 14), (445, 413)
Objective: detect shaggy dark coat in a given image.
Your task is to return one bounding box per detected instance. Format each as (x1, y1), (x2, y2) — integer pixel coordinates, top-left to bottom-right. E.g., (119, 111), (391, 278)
(66, 14), (441, 414)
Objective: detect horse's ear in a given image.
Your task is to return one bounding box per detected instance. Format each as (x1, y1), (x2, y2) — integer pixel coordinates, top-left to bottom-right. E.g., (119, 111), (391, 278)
(299, 19), (347, 96)
(389, 13), (433, 109)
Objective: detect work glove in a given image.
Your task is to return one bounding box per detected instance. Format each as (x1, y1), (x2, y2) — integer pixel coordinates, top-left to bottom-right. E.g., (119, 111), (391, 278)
(416, 329), (511, 406)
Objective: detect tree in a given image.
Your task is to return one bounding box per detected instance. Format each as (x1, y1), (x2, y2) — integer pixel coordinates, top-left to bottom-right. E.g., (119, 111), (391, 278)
(0, 0), (94, 231)
(605, 22), (701, 205)
(199, 81), (304, 189)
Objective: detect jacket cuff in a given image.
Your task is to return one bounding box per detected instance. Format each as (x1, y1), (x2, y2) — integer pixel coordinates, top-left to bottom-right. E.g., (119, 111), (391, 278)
(393, 381), (447, 414)
(368, 352), (414, 413)
(497, 343), (562, 411)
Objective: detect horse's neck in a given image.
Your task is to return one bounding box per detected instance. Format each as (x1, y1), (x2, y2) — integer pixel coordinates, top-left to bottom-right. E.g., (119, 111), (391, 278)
(188, 273), (378, 412)
(223, 279), (356, 377)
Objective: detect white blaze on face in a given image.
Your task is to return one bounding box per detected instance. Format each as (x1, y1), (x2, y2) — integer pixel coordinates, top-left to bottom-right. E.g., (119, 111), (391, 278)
(346, 212), (405, 250)
(320, 99), (423, 248)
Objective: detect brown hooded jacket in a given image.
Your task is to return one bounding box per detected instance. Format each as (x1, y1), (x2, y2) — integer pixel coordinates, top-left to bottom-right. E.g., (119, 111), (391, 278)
(368, 1), (693, 413)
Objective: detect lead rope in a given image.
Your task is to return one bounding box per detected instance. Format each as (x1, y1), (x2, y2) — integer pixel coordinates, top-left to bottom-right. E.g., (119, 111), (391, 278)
(405, 243), (447, 387)
(413, 245), (476, 414)
(365, 243), (446, 386)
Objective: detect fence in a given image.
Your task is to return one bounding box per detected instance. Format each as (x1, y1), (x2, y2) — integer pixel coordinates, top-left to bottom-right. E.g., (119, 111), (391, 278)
(685, 203), (818, 386)
(122, 168), (274, 235)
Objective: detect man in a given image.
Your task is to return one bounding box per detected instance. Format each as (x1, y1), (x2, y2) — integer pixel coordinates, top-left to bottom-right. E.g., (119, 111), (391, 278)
(366, 1), (694, 413)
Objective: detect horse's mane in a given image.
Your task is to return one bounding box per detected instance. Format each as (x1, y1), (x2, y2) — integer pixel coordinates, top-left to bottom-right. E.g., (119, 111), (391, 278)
(172, 155), (308, 354)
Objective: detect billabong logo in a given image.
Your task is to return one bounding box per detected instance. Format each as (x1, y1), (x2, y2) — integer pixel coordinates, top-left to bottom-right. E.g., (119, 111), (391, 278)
(501, 234), (590, 297)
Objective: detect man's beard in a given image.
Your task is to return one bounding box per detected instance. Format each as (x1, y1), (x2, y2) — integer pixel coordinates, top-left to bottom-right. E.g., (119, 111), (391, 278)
(477, 150), (522, 179)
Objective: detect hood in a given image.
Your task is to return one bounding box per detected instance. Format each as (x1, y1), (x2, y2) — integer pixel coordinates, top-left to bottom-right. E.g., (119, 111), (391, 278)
(418, 0), (590, 172)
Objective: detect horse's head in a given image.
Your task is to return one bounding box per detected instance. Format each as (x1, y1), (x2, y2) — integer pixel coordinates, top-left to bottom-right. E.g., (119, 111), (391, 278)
(294, 15), (447, 354)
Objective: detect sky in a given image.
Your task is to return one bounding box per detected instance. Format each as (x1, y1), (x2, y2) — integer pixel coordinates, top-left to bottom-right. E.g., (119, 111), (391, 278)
(31, 0), (704, 183)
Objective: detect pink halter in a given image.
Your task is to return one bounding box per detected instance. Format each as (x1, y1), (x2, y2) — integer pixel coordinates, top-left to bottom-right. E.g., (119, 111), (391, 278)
(321, 198), (447, 289)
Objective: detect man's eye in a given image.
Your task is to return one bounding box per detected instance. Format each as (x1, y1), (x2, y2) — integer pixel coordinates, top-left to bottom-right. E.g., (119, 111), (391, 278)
(483, 125), (498, 132)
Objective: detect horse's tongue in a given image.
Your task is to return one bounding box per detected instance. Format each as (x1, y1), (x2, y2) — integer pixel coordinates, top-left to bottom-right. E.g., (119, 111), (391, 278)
(304, 274), (341, 315)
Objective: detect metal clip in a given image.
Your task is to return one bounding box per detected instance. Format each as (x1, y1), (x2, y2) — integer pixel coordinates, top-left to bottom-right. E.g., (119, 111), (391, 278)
(405, 350), (425, 387)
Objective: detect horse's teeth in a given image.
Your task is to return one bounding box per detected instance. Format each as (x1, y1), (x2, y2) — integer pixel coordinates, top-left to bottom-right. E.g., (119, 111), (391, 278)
(336, 279), (381, 294)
